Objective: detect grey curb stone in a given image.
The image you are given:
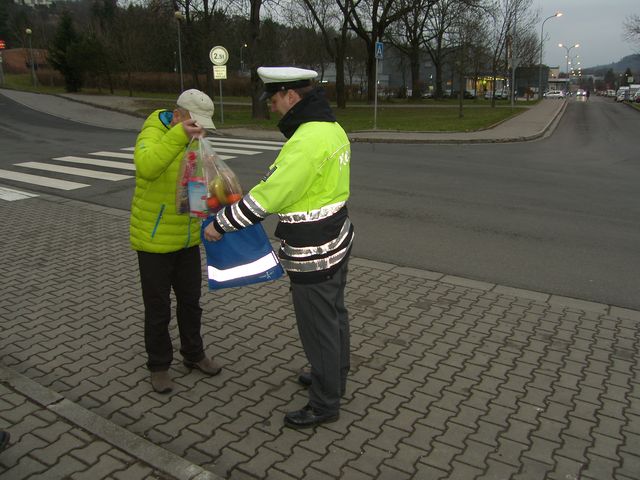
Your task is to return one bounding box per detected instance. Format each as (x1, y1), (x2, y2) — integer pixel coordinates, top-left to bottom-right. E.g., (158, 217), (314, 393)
(1, 366), (222, 480)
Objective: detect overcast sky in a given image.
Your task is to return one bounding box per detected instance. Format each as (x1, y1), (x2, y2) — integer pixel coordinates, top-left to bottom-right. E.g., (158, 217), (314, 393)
(535, 0), (638, 70)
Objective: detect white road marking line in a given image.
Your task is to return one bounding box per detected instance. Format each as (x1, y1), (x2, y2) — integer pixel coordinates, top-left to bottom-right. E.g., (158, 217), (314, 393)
(0, 186), (39, 201)
(121, 147), (135, 151)
(211, 138), (284, 146)
(0, 170), (89, 190)
(208, 147), (261, 155)
(16, 162), (132, 181)
(207, 141), (281, 151)
(90, 151), (134, 159)
(53, 156), (136, 171)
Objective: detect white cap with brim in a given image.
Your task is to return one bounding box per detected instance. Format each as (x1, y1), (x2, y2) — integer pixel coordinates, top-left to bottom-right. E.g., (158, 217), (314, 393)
(176, 89), (216, 129)
(257, 67), (318, 101)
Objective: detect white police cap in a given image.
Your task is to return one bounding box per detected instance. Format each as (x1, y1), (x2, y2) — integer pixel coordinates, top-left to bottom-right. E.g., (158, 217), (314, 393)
(257, 67), (318, 101)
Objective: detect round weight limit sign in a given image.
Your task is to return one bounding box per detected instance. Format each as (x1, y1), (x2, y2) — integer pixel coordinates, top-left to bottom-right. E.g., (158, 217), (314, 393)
(209, 46), (229, 66)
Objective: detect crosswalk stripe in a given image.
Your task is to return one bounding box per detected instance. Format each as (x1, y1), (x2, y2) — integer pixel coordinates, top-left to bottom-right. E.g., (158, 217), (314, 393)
(209, 147), (261, 155)
(0, 186), (39, 201)
(121, 147), (135, 151)
(53, 156), (136, 171)
(16, 162), (132, 181)
(207, 141), (281, 151)
(90, 151), (134, 159)
(209, 138), (284, 146)
(0, 169), (89, 190)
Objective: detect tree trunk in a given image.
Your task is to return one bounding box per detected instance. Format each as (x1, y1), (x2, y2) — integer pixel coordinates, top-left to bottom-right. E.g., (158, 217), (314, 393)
(250, 0), (269, 120)
(366, 47), (375, 104)
(334, 36), (346, 109)
(410, 48), (421, 99)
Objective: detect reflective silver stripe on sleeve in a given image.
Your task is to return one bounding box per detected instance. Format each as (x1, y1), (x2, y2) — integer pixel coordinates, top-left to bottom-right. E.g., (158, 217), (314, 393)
(244, 193), (269, 219)
(231, 201), (254, 228)
(280, 219), (352, 257)
(279, 240), (352, 272)
(216, 208), (237, 232)
(278, 201), (345, 223)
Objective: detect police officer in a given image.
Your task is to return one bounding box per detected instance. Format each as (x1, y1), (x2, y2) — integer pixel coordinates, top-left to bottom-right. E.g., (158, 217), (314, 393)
(204, 66), (353, 429)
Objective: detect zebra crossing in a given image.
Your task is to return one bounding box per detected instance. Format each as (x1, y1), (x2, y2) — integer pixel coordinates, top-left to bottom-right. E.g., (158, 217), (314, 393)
(0, 137), (283, 201)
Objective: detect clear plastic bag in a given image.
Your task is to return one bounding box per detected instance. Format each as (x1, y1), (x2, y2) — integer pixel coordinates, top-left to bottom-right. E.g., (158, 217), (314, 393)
(176, 138), (242, 217)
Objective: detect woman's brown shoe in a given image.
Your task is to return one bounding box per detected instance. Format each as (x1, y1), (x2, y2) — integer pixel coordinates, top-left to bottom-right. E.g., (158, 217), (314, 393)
(150, 371), (174, 394)
(183, 357), (222, 376)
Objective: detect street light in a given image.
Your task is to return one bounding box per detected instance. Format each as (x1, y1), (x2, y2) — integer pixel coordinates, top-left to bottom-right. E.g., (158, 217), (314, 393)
(25, 28), (37, 88)
(240, 43), (247, 72)
(558, 43), (579, 92)
(174, 11), (185, 91)
(538, 11), (562, 99)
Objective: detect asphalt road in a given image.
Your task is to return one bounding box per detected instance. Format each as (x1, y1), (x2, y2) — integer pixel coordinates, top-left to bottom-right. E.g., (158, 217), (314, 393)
(1, 94), (638, 310)
(349, 96), (640, 310)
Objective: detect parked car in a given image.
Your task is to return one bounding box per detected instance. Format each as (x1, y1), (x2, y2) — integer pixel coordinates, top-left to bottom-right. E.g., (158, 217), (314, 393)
(484, 89), (508, 100)
(543, 90), (566, 99)
(616, 91), (629, 102)
(634, 91), (640, 103)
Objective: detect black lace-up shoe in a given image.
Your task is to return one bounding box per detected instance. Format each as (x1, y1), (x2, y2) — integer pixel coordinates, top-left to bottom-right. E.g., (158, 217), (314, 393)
(0, 430), (10, 452)
(298, 368), (312, 386)
(284, 405), (339, 429)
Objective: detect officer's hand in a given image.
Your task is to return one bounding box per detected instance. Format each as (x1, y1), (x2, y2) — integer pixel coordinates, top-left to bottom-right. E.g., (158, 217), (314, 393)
(204, 223), (222, 242)
(182, 119), (204, 139)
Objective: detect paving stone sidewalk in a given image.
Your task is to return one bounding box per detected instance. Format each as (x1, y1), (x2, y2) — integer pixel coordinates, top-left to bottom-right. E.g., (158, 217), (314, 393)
(1, 194), (639, 480)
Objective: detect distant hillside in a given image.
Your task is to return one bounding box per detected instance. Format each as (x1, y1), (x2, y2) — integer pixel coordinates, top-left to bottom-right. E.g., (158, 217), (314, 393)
(584, 53), (640, 75)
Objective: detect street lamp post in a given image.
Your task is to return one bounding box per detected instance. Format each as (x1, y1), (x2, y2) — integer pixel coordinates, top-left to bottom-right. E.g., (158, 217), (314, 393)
(538, 12), (562, 100)
(25, 28), (37, 88)
(240, 43), (247, 72)
(174, 11), (185, 91)
(558, 43), (579, 93)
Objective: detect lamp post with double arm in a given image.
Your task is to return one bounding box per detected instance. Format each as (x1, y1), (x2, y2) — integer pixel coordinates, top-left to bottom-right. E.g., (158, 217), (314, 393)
(538, 12), (562, 99)
(559, 43), (579, 93)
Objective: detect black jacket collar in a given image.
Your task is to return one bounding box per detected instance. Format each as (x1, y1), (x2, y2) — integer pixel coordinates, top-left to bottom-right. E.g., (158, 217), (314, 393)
(278, 88), (336, 139)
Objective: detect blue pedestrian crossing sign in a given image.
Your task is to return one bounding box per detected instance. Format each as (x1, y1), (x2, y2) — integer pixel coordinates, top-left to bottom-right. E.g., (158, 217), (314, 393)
(375, 41), (384, 60)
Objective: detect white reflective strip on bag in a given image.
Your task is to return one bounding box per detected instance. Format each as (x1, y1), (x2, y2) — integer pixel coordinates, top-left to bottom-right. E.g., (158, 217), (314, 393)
(208, 251), (280, 282)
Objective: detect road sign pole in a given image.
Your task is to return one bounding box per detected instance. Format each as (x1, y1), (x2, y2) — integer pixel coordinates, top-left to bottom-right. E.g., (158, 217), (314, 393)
(374, 57), (378, 130)
(374, 39), (383, 130)
(219, 80), (224, 124)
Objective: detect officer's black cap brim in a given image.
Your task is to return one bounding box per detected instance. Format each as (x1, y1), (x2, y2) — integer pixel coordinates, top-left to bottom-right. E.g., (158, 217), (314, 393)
(259, 79), (312, 101)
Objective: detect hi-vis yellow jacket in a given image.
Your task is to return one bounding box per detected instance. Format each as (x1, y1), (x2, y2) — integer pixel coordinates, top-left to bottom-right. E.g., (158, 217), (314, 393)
(130, 110), (200, 253)
(213, 115), (354, 283)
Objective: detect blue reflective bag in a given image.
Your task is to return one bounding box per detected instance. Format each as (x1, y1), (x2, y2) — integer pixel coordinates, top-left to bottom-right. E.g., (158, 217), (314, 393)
(201, 219), (285, 290)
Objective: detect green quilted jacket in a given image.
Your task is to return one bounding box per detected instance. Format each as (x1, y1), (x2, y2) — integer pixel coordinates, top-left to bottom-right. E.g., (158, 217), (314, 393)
(129, 110), (200, 253)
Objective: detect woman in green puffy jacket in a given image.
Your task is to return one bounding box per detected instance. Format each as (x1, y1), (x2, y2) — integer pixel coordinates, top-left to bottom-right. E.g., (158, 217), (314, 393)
(130, 89), (222, 394)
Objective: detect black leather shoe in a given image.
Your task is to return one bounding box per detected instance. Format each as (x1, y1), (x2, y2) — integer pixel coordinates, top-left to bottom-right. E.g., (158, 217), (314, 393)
(298, 368), (312, 386)
(0, 430), (10, 452)
(284, 405), (339, 429)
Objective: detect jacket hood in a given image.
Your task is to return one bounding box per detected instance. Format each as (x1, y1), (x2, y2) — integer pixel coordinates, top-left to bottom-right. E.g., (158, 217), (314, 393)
(278, 88), (336, 139)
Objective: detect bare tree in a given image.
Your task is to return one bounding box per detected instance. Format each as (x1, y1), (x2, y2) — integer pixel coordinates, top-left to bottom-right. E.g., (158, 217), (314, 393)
(293, 0), (353, 107)
(624, 14), (640, 50)
(388, 0), (438, 99)
(336, 0), (412, 103)
(423, 0), (471, 99)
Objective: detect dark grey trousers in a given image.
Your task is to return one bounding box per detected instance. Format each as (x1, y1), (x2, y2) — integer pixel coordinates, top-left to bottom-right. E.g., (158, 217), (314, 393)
(290, 261), (350, 415)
